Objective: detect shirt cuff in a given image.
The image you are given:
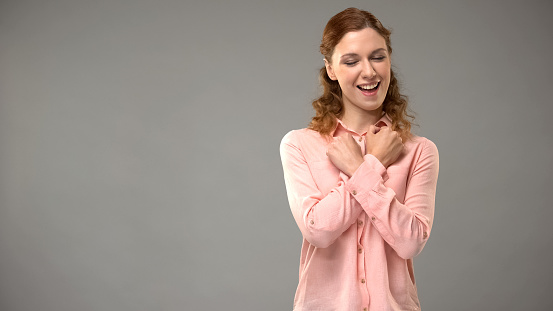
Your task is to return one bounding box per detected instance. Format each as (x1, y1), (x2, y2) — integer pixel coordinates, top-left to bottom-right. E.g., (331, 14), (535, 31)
(362, 154), (388, 179)
(345, 154), (388, 201)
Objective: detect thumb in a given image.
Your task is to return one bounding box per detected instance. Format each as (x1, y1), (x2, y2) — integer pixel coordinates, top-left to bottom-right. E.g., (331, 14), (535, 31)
(368, 124), (377, 135)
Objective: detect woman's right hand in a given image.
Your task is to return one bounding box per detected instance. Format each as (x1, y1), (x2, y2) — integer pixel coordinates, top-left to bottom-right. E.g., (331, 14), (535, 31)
(365, 125), (404, 167)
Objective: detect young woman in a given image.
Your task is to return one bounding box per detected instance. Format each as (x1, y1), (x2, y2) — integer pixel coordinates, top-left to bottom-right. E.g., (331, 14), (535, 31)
(280, 8), (439, 311)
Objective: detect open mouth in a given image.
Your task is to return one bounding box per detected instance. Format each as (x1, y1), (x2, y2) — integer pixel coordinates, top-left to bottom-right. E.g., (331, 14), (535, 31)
(357, 82), (380, 93)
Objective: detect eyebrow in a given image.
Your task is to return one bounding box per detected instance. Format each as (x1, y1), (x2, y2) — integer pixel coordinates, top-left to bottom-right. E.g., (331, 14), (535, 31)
(340, 48), (387, 59)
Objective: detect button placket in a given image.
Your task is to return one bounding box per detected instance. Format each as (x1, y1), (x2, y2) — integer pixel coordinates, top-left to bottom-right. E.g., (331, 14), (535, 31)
(357, 214), (367, 243)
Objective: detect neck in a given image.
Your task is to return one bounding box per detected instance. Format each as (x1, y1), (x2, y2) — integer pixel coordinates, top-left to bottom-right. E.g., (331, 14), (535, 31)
(340, 107), (383, 134)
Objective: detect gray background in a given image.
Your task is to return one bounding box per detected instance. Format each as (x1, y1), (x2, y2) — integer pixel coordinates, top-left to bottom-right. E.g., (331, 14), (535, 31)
(1, 0), (552, 310)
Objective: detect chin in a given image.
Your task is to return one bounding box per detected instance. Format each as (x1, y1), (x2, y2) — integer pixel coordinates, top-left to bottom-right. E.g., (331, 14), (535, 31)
(358, 100), (384, 112)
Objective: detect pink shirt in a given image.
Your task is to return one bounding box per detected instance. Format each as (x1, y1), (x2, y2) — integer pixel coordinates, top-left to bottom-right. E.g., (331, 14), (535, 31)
(280, 115), (439, 311)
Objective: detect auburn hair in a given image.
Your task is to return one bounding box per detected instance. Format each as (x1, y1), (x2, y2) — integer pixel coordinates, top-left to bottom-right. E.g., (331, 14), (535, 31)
(308, 7), (414, 139)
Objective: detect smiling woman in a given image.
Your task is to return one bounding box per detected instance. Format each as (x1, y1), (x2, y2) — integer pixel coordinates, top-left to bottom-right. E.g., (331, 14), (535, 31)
(280, 7), (439, 311)
(324, 29), (391, 124)
(310, 8), (413, 141)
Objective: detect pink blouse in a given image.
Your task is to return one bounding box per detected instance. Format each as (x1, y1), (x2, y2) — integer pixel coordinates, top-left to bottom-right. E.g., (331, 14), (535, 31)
(280, 115), (439, 311)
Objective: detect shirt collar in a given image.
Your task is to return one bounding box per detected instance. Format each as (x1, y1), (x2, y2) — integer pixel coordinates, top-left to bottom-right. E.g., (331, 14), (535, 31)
(331, 113), (392, 137)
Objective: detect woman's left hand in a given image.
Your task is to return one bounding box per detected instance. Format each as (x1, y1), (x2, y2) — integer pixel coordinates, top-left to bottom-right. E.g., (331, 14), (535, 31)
(326, 133), (364, 177)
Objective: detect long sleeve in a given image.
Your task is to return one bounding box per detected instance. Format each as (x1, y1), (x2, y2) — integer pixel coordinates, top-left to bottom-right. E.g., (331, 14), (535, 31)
(345, 138), (439, 259)
(280, 131), (364, 248)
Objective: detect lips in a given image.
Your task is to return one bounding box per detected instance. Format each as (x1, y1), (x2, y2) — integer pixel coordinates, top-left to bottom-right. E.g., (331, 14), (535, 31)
(357, 82), (380, 95)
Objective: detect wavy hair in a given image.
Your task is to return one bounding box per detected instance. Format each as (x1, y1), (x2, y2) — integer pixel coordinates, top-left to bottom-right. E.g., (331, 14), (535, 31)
(308, 7), (414, 140)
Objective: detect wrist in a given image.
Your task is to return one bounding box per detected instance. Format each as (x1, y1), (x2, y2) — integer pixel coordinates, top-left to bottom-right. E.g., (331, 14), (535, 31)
(347, 156), (365, 176)
(372, 153), (388, 168)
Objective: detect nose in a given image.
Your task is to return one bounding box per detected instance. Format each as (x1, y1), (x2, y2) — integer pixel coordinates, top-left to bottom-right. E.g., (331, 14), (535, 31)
(361, 60), (376, 79)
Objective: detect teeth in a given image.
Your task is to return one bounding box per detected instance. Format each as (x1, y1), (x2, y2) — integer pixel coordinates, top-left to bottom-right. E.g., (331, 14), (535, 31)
(359, 83), (378, 90)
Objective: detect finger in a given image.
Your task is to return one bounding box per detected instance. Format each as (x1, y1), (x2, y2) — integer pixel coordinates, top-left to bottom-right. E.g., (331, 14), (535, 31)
(377, 126), (388, 133)
(369, 124), (378, 134)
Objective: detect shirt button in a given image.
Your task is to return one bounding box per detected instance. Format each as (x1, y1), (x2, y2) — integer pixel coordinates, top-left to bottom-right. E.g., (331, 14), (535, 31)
(364, 308), (367, 311)
(371, 216), (376, 221)
(423, 231), (428, 239)
(358, 137), (363, 142)
(310, 220), (314, 225)
(358, 248), (362, 254)
(358, 220), (363, 226)
(352, 190), (357, 195)
(361, 278), (366, 284)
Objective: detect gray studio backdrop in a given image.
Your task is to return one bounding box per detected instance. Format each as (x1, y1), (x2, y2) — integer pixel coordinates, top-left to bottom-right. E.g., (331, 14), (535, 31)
(1, 0), (552, 310)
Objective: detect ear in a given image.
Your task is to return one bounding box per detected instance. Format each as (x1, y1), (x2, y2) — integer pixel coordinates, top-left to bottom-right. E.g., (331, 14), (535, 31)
(324, 58), (337, 81)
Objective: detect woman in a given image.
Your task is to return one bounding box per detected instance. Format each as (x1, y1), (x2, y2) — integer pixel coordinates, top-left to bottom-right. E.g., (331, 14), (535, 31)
(280, 8), (439, 311)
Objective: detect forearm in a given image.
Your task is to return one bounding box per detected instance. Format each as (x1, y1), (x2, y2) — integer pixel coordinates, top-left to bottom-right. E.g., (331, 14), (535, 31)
(284, 177), (364, 248)
(281, 136), (365, 248)
(347, 141), (439, 259)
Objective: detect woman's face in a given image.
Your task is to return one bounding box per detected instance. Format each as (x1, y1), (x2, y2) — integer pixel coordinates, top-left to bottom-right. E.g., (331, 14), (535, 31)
(325, 27), (391, 116)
